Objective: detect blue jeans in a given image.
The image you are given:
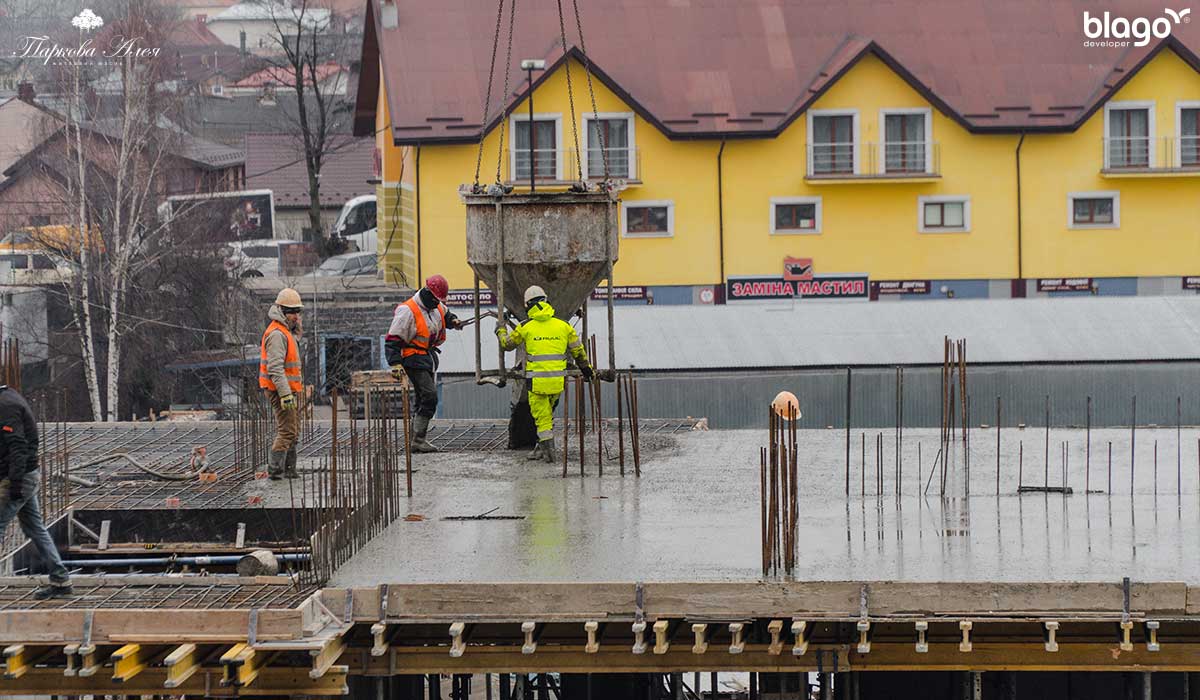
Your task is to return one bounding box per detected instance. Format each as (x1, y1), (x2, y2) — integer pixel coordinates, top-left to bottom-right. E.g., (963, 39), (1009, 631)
(0, 471), (69, 585)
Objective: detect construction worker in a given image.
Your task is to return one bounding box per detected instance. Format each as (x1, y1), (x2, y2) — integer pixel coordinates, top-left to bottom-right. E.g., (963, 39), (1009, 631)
(259, 288), (304, 480)
(386, 275), (463, 452)
(495, 285), (593, 462)
(0, 385), (71, 599)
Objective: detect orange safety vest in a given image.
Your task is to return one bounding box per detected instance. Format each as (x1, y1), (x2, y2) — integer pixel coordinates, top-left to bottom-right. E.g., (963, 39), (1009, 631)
(258, 320), (303, 393)
(400, 297), (445, 358)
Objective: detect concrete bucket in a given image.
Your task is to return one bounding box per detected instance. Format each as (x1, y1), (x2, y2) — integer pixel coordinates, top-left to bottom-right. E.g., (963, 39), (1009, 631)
(460, 189), (619, 387)
(462, 190), (618, 321)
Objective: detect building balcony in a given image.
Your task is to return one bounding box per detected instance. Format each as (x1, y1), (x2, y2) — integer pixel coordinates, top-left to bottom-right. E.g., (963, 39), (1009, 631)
(505, 147), (642, 187)
(1102, 136), (1200, 177)
(805, 141), (941, 183)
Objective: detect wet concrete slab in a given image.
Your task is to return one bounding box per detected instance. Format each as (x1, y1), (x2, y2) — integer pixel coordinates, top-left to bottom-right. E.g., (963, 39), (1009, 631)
(331, 427), (1200, 585)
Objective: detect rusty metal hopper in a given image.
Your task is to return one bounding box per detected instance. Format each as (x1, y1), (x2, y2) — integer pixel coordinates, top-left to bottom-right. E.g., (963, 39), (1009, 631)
(462, 191), (618, 321)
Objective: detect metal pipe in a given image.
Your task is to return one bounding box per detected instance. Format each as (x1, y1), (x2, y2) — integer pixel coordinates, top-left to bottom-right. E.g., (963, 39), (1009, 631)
(62, 553), (312, 567)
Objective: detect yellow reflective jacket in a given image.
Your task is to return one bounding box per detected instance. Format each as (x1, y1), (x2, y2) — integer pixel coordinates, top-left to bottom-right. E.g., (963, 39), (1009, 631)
(498, 301), (589, 395)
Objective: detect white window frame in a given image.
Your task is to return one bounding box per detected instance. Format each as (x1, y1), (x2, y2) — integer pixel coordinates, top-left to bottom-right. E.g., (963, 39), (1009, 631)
(769, 196), (822, 235)
(581, 112), (636, 180)
(1103, 100), (1156, 169)
(620, 200), (674, 238)
(880, 107), (933, 174)
(806, 109), (860, 176)
(917, 195), (970, 233)
(1067, 191), (1121, 230)
(508, 112), (564, 182)
(1175, 101), (1200, 169)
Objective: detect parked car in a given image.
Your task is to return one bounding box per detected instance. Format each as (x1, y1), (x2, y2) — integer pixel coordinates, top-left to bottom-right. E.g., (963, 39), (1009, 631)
(310, 251), (377, 277)
(331, 195), (377, 253)
(221, 239), (285, 278)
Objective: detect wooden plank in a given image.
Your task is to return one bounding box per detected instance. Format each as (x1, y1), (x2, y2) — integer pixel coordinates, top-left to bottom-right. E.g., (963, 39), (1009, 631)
(367, 582), (1190, 621)
(0, 666), (348, 696)
(380, 584), (637, 621)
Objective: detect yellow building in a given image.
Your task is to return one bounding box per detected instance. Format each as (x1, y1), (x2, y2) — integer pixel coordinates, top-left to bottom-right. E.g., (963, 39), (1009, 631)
(354, 1), (1200, 303)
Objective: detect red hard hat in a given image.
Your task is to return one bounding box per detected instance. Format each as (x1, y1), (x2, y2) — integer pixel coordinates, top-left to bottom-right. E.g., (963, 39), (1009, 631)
(425, 274), (449, 301)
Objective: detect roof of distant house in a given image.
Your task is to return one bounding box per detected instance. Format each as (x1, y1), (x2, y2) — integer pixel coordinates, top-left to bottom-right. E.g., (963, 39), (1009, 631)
(0, 98), (55, 184)
(209, 3), (331, 26)
(355, 0), (1200, 142)
(243, 133), (373, 206)
(167, 17), (228, 47)
(232, 62), (344, 89)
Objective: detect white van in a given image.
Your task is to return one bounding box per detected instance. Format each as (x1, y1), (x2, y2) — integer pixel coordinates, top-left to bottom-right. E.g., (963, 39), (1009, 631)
(332, 195), (377, 253)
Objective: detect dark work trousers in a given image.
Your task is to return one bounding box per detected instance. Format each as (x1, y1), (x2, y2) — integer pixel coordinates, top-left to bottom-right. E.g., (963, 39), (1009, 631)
(0, 471), (69, 584)
(402, 365), (439, 418)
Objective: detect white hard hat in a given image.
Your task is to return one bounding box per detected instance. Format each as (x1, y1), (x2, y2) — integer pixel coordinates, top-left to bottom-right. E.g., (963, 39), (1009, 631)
(275, 287), (303, 309)
(524, 285), (547, 305)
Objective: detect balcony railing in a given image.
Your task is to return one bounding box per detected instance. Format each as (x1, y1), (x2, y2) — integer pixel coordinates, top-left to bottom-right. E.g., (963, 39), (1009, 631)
(806, 141), (941, 179)
(1103, 136), (1200, 171)
(569, 147), (641, 181)
(511, 148), (560, 182)
(508, 147), (643, 184)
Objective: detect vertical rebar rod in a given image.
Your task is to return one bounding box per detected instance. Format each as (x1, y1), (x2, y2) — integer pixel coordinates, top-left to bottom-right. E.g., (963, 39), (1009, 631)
(1178, 396), (1182, 496)
(1131, 396), (1137, 479)
(616, 372), (624, 475)
(1086, 396), (1092, 493)
(563, 375), (570, 479)
(631, 374), (642, 477)
(577, 377), (585, 476)
(845, 367), (851, 496)
(1109, 442), (1114, 495)
(1044, 395), (1050, 489)
(996, 396), (1002, 496)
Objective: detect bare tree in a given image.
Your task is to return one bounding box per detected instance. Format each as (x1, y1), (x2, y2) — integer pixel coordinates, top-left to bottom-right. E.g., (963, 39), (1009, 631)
(26, 0), (234, 420)
(257, 0), (356, 254)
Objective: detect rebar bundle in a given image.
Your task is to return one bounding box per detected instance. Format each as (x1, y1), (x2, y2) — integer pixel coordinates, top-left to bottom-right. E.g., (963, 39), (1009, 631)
(232, 377), (271, 475)
(940, 337), (968, 496)
(760, 403), (798, 578)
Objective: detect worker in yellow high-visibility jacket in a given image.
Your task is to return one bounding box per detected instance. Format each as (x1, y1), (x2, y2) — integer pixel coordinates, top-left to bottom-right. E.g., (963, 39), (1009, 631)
(496, 286), (593, 463)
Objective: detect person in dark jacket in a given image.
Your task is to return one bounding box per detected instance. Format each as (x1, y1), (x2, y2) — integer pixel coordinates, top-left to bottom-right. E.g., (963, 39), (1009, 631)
(0, 385), (71, 599)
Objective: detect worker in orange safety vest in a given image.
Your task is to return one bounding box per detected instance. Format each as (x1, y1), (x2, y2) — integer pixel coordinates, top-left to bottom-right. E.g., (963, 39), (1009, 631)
(259, 288), (304, 479)
(386, 275), (463, 452)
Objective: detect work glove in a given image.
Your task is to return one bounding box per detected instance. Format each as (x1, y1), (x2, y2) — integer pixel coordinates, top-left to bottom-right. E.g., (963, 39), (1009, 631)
(6, 477), (22, 502)
(445, 312), (464, 330)
(494, 323), (508, 343)
(579, 364), (595, 382)
(280, 394), (298, 411)
(390, 365), (405, 381)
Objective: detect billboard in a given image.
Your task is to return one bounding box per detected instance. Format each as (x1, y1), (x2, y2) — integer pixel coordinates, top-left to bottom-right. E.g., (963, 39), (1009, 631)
(159, 190), (276, 244)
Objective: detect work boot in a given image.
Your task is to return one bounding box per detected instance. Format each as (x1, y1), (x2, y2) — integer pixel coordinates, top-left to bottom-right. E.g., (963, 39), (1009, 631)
(526, 442), (545, 460)
(284, 447), (299, 479)
(33, 583), (73, 600)
(410, 415), (439, 453)
(541, 439), (557, 464)
(267, 450), (287, 480)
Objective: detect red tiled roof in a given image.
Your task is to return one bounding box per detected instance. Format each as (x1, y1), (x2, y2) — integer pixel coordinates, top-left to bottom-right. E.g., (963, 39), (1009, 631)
(232, 62), (344, 88)
(243, 133), (374, 206)
(355, 0), (1200, 142)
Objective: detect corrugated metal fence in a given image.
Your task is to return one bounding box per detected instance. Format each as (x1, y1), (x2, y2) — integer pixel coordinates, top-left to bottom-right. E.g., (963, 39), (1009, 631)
(438, 362), (1200, 429)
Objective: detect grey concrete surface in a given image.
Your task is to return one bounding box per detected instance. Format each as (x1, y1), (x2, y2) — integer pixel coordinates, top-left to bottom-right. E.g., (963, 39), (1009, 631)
(329, 426), (1200, 585)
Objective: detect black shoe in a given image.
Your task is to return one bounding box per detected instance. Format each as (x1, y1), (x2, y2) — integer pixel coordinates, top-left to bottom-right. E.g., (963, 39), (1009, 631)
(33, 584), (73, 600)
(269, 473), (283, 481)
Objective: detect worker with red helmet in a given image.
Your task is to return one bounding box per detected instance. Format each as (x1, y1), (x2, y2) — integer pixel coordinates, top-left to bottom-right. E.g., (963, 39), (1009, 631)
(385, 275), (463, 452)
